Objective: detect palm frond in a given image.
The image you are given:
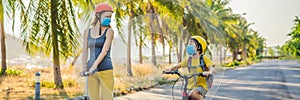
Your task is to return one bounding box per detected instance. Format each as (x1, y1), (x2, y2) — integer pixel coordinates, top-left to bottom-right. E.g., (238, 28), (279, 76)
(20, 0), (80, 61)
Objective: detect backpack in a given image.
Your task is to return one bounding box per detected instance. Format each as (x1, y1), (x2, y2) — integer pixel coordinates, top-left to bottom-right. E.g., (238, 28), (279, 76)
(188, 55), (214, 89)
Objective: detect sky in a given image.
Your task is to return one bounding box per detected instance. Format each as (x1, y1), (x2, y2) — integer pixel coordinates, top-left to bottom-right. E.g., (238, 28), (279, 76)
(227, 0), (300, 46)
(5, 0), (300, 47)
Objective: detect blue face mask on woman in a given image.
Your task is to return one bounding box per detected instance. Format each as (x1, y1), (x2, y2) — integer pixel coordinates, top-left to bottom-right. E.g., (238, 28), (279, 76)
(186, 45), (195, 56)
(101, 18), (111, 26)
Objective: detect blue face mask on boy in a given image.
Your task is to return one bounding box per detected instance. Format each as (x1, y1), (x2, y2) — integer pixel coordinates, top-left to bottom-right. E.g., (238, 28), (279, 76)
(186, 45), (195, 56)
(101, 18), (111, 26)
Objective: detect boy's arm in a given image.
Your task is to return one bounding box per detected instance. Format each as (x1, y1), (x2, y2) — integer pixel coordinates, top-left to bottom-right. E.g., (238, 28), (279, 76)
(165, 64), (181, 72)
(171, 64), (181, 70)
(165, 59), (188, 71)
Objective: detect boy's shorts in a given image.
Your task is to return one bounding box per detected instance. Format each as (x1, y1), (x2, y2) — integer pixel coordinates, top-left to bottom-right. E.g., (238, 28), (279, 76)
(188, 86), (208, 96)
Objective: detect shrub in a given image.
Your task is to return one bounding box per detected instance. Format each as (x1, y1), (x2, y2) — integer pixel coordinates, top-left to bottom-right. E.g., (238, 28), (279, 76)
(30, 80), (75, 89)
(132, 64), (157, 76)
(0, 68), (23, 76)
(226, 60), (241, 67)
(63, 80), (76, 87)
(41, 81), (56, 88)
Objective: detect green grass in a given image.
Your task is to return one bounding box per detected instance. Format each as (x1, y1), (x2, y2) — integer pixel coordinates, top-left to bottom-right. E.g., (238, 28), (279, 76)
(222, 57), (263, 69)
(0, 68), (23, 76)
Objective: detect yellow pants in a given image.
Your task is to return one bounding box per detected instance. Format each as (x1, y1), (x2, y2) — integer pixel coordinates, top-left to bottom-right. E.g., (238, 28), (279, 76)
(88, 70), (114, 100)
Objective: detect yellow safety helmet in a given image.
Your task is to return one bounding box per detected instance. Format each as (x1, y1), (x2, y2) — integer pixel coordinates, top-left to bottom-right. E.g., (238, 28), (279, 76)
(191, 36), (207, 53)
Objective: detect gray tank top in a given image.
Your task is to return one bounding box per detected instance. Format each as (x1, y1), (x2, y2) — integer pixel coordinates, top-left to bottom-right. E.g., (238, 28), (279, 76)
(87, 28), (113, 71)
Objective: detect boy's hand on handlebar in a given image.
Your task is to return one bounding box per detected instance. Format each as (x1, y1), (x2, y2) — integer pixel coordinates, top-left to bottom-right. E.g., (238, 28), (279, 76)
(165, 68), (172, 72)
(203, 71), (210, 76)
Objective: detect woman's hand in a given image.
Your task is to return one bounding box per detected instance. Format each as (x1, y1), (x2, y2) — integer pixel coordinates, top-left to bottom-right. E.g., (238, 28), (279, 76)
(80, 68), (87, 76)
(85, 64), (97, 75)
(80, 71), (87, 76)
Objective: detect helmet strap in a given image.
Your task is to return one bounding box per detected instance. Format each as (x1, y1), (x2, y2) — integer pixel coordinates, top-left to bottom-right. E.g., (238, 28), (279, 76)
(95, 12), (102, 35)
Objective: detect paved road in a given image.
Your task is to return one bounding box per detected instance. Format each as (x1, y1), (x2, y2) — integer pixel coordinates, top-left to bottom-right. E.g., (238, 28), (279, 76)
(115, 60), (300, 100)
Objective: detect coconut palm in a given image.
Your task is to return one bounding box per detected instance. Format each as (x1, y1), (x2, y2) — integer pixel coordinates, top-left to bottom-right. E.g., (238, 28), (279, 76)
(208, 0), (236, 63)
(20, 0), (80, 89)
(0, 0), (25, 75)
(283, 15), (300, 59)
(114, 0), (147, 76)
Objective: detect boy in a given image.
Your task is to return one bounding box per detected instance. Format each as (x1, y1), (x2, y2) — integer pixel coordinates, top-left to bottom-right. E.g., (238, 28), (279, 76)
(165, 36), (214, 100)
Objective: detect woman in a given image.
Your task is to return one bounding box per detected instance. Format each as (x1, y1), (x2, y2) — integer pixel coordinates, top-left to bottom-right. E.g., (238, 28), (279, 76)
(81, 3), (114, 100)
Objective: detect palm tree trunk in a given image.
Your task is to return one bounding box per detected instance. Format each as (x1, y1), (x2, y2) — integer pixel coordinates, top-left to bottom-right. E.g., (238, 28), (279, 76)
(148, 2), (156, 65)
(219, 46), (223, 64)
(0, 22), (6, 76)
(183, 33), (189, 58)
(176, 46), (180, 63)
(127, 10), (134, 77)
(51, 0), (63, 89)
(150, 16), (156, 65)
(179, 29), (188, 62)
(232, 50), (237, 62)
(0, 1), (6, 75)
(243, 47), (247, 60)
(154, 15), (165, 56)
(138, 35), (143, 64)
(169, 46), (172, 64)
(224, 47), (227, 63)
(178, 33), (183, 62)
(161, 18), (172, 64)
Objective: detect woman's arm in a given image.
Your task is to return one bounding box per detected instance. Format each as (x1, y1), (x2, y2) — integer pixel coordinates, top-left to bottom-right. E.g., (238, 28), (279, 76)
(88, 28), (114, 72)
(81, 29), (89, 71)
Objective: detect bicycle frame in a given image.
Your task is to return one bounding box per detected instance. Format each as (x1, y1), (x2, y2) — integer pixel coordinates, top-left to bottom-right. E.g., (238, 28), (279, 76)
(163, 70), (204, 100)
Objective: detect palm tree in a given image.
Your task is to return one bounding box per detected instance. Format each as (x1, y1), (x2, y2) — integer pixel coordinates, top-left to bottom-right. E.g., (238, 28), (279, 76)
(208, 0), (232, 64)
(0, 1), (6, 75)
(127, 0), (182, 65)
(20, 0), (80, 89)
(133, 14), (147, 64)
(283, 15), (300, 59)
(256, 33), (266, 56)
(0, 0), (24, 75)
(114, 0), (145, 76)
(161, 17), (182, 64)
(143, 0), (184, 64)
(153, 0), (223, 62)
(147, 1), (158, 65)
(221, 13), (250, 61)
(245, 31), (259, 58)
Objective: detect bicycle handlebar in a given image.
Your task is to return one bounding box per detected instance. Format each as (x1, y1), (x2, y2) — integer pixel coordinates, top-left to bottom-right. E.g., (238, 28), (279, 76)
(162, 70), (205, 78)
(163, 70), (181, 76)
(80, 72), (90, 76)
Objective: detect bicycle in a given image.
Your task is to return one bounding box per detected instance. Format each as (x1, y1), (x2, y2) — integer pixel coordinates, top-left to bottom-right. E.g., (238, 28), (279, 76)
(163, 70), (206, 100)
(69, 72), (90, 100)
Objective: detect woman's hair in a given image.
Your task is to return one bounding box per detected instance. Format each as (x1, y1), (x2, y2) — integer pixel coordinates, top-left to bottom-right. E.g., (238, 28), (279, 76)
(91, 12), (111, 28)
(91, 13), (101, 26)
